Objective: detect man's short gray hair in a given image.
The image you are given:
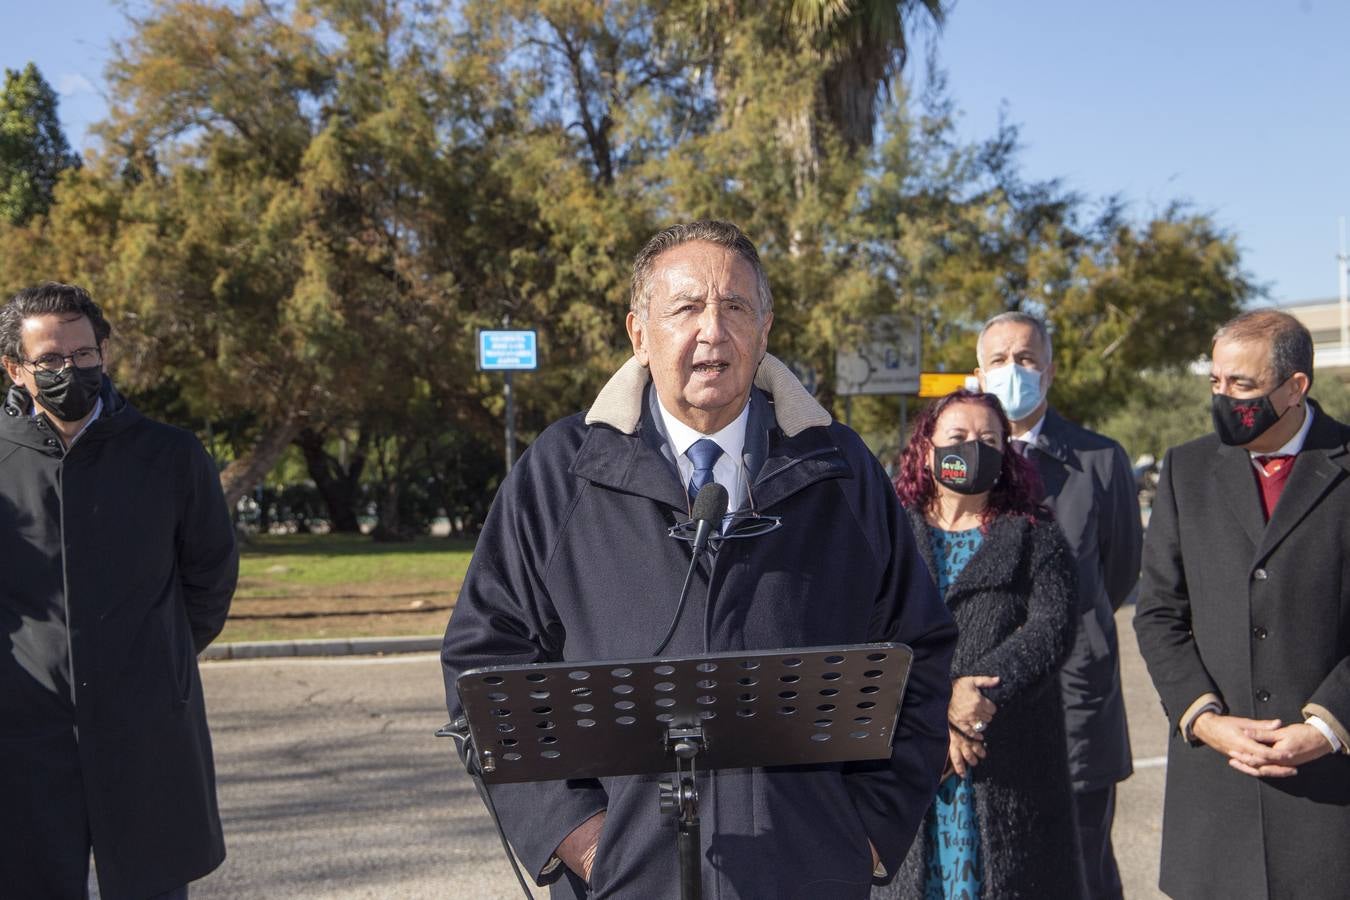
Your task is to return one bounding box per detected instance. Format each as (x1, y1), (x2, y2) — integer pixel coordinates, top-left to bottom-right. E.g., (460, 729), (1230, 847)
(630, 220), (773, 321)
(976, 310), (1053, 367)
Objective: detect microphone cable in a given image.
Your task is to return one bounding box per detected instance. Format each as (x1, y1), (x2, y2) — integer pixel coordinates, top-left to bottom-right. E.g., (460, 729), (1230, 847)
(651, 482), (728, 657)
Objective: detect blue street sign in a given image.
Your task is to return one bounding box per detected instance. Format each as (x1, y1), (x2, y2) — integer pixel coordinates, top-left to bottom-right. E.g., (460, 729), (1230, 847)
(478, 330), (538, 371)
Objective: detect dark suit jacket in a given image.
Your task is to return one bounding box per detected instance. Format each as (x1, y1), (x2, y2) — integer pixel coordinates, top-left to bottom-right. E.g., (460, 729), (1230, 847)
(1134, 401), (1350, 900)
(1028, 409), (1141, 792)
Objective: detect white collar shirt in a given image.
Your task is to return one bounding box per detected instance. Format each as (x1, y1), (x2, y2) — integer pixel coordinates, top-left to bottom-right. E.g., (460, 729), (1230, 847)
(656, 397), (750, 513)
(1247, 402), (1314, 467)
(31, 396), (104, 448)
(1011, 411), (1046, 446)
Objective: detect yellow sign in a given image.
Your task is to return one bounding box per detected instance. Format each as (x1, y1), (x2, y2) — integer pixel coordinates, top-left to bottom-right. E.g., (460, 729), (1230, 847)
(918, 373), (975, 398)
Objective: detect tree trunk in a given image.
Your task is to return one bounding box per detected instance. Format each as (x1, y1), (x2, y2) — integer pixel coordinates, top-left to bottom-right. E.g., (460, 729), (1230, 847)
(296, 427), (366, 533)
(371, 476), (410, 543)
(821, 60), (877, 153)
(219, 417), (306, 512)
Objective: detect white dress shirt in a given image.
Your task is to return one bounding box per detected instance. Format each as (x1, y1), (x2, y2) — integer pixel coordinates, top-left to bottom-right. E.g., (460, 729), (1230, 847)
(1011, 412), (1046, 447)
(1247, 401), (1314, 470)
(655, 398), (750, 513)
(31, 396), (104, 448)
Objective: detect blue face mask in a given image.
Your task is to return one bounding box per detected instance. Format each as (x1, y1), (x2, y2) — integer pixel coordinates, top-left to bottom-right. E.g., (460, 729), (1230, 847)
(983, 364), (1044, 422)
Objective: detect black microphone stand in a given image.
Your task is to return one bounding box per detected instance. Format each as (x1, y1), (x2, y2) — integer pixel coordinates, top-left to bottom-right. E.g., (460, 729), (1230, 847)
(661, 727), (705, 900)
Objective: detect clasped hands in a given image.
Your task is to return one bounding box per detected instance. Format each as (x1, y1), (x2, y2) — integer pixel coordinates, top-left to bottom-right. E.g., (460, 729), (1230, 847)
(944, 675), (999, 779)
(1192, 712), (1333, 777)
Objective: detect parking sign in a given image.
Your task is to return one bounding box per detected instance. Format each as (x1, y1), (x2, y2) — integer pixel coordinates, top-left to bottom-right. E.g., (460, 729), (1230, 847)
(478, 330), (538, 371)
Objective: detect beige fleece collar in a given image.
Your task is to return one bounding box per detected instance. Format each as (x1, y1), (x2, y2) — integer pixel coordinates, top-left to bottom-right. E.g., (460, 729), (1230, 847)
(584, 353), (831, 437)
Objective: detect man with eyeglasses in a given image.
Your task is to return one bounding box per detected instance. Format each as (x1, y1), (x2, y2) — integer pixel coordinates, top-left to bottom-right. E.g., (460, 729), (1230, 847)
(441, 221), (956, 899)
(0, 282), (238, 899)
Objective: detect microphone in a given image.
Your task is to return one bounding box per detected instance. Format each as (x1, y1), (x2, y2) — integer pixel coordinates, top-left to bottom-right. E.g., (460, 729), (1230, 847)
(651, 482), (729, 656)
(690, 482), (729, 554)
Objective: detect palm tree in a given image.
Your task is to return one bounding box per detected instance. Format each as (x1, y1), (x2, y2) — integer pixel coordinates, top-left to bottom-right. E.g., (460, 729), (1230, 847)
(668, 0), (945, 152)
(787, 0), (946, 151)
(664, 0), (943, 211)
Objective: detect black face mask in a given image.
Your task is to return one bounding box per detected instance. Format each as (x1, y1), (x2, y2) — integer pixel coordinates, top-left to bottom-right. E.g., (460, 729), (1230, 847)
(932, 439), (1003, 495)
(33, 365), (103, 422)
(1211, 386), (1292, 447)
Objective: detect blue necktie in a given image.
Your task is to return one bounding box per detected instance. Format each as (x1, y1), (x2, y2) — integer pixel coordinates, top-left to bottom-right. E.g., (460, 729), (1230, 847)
(686, 439), (723, 506)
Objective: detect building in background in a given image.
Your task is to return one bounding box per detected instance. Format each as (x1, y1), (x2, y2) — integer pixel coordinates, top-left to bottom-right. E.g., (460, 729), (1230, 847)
(1280, 298), (1350, 380)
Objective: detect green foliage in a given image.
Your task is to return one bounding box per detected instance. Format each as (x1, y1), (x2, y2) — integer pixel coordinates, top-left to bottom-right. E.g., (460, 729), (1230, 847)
(0, 0), (1262, 532)
(0, 63), (80, 225)
(1095, 369), (1212, 463)
(1046, 208), (1255, 425)
(838, 86), (1254, 434)
(1314, 373), (1350, 423)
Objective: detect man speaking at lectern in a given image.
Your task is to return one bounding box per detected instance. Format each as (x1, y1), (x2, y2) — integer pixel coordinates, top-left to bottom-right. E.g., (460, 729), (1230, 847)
(442, 221), (956, 899)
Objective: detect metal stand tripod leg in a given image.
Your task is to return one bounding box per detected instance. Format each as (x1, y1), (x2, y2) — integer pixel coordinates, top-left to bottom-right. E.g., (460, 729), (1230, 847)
(660, 727), (704, 900)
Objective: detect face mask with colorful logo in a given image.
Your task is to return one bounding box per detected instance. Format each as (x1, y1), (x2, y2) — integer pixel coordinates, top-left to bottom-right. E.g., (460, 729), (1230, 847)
(1210, 386), (1290, 447)
(932, 439), (1003, 496)
(982, 363), (1044, 422)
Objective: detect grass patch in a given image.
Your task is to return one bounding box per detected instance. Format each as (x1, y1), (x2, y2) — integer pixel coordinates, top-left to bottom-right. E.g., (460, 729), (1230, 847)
(236, 533), (475, 594)
(218, 533), (476, 643)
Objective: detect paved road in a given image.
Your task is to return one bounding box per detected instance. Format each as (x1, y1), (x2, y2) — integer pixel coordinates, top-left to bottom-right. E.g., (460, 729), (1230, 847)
(1115, 606), (1168, 900)
(186, 607), (1168, 898)
(189, 653), (529, 899)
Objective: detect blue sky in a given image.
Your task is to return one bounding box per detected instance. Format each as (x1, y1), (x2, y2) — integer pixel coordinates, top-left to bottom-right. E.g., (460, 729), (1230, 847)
(4, 0), (1348, 303)
(916, 0), (1350, 304)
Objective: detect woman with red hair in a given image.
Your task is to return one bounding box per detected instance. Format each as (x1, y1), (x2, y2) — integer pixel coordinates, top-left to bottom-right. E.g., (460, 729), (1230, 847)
(880, 389), (1085, 900)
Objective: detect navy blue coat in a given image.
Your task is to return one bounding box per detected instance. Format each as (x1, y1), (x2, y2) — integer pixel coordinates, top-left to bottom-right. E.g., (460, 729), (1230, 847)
(1030, 410), (1140, 792)
(442, 366), (956, 900)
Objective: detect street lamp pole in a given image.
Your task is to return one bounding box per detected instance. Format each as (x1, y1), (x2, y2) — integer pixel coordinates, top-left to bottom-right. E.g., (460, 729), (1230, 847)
(504, 369), (515, 474)
(1339, 217), (1348, 355)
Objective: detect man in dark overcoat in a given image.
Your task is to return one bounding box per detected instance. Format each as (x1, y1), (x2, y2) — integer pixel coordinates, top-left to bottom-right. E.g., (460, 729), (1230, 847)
(1135, 309), (1350, 899)
(974, 311), (1141, 899)
(441, 221), (957, 899)
(0, 283), (238, 899)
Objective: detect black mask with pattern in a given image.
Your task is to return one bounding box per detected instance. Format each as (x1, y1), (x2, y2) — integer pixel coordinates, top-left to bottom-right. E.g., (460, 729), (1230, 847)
(1210, 386), (1290, 447)
(932, 440), (1003, 495)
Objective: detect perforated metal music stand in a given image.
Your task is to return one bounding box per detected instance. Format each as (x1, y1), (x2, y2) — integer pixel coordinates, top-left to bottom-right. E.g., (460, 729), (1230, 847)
(455, 642), (912, 900)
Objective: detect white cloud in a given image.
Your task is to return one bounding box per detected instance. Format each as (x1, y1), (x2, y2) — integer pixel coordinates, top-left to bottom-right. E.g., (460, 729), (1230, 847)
(55, 73), (95, 96)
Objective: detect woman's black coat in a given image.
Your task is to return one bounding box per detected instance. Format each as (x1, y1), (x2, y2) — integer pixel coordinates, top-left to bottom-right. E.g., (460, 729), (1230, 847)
(877, 510), (1085, 900)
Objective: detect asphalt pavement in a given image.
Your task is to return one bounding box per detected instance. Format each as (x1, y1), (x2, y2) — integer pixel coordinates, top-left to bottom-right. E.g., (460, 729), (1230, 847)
(183, 607), (1168, 898)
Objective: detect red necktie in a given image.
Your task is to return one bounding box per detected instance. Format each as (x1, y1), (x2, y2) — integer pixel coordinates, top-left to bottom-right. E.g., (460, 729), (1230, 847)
(1253, 454), (1296, 520)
